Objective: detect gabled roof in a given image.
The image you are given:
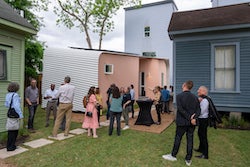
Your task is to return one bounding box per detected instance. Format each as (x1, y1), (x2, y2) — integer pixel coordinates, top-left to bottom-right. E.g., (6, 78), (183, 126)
(168, 3), (250, 38)
(0, 0), (36, 34)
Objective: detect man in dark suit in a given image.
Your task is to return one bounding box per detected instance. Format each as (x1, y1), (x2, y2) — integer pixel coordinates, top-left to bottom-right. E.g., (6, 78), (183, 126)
(162, 80), (201, 166)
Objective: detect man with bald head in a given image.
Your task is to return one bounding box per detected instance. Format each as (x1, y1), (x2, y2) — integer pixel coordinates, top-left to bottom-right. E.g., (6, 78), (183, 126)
(44, 84), (58, 127)
(195, 86), (209, 159)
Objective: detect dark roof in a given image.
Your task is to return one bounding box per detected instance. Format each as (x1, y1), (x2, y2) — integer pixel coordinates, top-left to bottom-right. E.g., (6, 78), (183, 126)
(0, 0), (36, 30)
(168, 3), (250, 34)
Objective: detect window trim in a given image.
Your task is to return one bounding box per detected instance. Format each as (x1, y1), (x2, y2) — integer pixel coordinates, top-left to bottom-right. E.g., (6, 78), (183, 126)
(210, 42), (240, 93)
(104, 64), (114, 75)
(0, 49), (7, 80)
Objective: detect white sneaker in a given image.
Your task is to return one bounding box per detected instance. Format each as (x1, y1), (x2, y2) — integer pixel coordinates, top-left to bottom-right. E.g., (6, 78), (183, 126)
(185, 160), (192, 166)
(122, 125), (130, 130)
(162, 154), (177, 161)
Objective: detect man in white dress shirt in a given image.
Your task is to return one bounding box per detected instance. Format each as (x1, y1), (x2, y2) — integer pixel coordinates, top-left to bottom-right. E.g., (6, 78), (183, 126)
(52, 76), (75, 137)
(195, 86), (209, 159)
(44, 84), (58, 127)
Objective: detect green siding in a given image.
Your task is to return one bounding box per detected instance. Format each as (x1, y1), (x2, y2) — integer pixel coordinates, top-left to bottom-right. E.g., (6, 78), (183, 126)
(0, 30), (25, 132)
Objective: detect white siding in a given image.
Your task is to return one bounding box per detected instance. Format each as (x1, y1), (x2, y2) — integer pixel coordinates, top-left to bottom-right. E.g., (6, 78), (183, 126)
(212, 0), (250, 7)
(42, 47), (101, 112)
(124, 2), (176, 84)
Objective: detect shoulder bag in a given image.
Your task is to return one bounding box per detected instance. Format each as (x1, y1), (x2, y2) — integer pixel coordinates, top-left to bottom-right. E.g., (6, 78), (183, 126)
(6, 118), (20, 130)
(7, 93), (20, 118)
(86, 111), (93, 117)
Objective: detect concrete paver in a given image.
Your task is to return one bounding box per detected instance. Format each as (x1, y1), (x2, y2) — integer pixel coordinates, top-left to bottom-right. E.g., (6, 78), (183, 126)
(0, 147), (28, 159)
(23, 138), (54, 148)
(48, 133), (74, 141)
(69, 128), (87, 135)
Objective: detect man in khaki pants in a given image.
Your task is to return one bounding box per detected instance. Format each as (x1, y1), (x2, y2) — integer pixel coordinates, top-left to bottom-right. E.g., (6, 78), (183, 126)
(51, 76), (75, 137)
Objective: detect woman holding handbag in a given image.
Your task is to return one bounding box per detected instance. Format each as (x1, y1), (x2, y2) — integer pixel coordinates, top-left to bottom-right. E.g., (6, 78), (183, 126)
(82, 86), (99, 138)
(5, 82), (23, 151)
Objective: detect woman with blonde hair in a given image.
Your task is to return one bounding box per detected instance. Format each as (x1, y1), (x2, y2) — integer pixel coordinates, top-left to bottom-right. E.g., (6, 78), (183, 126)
(95, 87), (103, 125)
(153, 86), (162, 125)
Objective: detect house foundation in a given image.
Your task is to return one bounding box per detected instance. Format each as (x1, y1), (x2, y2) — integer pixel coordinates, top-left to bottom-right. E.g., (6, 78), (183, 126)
(230, 112), (242, 120)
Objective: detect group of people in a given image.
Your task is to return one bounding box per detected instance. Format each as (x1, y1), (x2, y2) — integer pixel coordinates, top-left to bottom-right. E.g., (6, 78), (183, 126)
(82, 83), (135, 137)
(162, 80), (217, 166)
(24, 76), (75, 139)
(4, 77), (217, 164)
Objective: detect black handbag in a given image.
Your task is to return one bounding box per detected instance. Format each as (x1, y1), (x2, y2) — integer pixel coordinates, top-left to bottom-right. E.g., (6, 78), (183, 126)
(86, 111), (93, 117)
(7, 94), (19, 118)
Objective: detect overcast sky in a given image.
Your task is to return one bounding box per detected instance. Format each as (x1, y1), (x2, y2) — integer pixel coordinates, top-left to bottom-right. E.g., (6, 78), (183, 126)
(37, 0), (212, 51)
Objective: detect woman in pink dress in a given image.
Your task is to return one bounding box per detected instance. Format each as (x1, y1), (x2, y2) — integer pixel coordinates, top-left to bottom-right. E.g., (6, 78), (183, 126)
(82, 87), (99, 138)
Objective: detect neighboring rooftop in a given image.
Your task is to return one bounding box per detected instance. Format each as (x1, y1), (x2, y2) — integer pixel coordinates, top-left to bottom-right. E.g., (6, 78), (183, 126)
(168, 3), (250, 36)
(0, 0), (36, 31)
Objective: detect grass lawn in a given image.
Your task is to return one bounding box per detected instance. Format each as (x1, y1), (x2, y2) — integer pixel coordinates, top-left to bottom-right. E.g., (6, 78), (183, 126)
(3, 106), (250, 167)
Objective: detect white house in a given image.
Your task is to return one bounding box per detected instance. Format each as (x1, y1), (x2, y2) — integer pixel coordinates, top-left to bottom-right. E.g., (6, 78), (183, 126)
(124, 0), (177, 85)
(211, 0), (250, 7)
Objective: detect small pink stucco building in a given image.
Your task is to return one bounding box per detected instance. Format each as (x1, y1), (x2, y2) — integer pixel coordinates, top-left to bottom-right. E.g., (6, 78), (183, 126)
(42, 47), (169, 111)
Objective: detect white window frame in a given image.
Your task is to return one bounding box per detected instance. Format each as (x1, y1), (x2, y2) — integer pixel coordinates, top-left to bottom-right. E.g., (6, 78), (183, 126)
(0, 49), (7, 80)
(104, 64), (114, 74)
(211, 42), (240, 93)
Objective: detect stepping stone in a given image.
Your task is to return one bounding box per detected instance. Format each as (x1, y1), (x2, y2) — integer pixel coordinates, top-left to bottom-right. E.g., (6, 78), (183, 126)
(0, 147), (28, 159)
(23, 138), (54, 148)
(69, 128), (87, 135)
(100, 121), (109, 127)
(48, 133), (74, 141)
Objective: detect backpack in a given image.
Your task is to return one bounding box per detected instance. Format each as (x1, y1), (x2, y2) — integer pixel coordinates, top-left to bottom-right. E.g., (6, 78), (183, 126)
(83, 96), (88, 108)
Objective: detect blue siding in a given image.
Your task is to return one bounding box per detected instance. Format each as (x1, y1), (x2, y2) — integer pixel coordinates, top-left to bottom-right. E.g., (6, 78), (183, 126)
(175, 36), (250, 113)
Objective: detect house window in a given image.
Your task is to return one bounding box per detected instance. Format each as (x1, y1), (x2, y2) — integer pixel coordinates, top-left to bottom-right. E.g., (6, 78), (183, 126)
(144, 26), (150, 37)
(0, 49), (7, 80)
(104, 64), (113, 74)
(211, 43), (240, 92)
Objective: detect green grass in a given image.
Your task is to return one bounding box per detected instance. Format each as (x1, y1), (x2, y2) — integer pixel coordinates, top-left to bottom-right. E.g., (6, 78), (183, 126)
(3, 106), (250, 167)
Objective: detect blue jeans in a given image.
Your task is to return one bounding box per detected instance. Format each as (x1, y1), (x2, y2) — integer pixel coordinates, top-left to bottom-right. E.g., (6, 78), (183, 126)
(28, 103), (38, 129)
(109, 111), (122, 136)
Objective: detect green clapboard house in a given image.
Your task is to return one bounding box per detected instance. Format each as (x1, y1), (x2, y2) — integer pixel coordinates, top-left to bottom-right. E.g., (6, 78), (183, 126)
(0, 0), (37, 132)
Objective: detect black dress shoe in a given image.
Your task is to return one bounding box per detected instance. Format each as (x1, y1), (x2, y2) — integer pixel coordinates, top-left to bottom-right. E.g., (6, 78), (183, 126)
(194, 148), (202, 153)
(195, 154), (208, 159)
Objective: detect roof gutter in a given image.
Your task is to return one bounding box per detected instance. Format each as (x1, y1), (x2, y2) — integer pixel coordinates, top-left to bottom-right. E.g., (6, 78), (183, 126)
(168, 23), (250, 40)
(0, 18), (37, 35)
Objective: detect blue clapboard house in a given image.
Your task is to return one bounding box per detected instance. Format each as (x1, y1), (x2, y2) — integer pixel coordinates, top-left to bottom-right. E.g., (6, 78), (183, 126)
(168, 3), (250, 116)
